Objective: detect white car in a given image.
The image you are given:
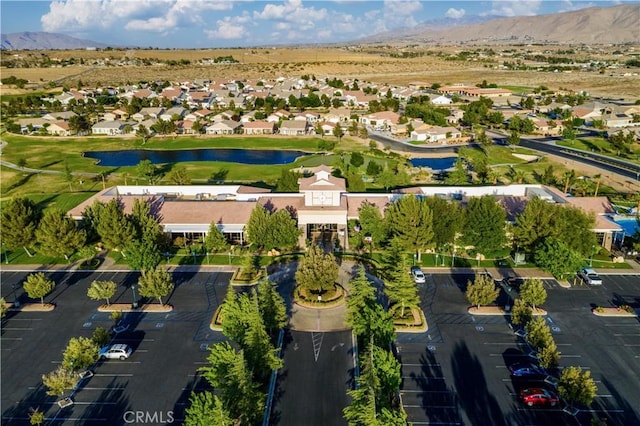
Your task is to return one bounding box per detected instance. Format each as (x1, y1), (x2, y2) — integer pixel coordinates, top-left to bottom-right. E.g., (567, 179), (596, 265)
(578, 267), (602, 285)
(99, 344), (132, 360)
(411, 267), (426, 284)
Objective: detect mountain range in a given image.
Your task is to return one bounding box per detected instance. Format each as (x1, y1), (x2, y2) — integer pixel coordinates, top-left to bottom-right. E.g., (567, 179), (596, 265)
(1, 4), (638, 50)
(0, 32), (108, 50)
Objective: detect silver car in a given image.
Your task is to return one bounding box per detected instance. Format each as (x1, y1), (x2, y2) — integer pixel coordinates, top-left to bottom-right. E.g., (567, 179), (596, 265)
(99, 344), (132, 360)
(578, 267), (602, 285)
(411, 267), (426, 284)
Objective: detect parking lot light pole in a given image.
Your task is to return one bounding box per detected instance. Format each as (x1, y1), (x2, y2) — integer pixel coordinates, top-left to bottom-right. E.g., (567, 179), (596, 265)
(435, 253), (439, 267)
(131, 284), (138, 309)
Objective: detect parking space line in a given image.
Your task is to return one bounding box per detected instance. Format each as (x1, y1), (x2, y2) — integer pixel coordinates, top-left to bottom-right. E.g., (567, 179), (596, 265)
(403, 363), (441, 367)
(72, 401), (119, 405)
(595, 394), (613, 398)
(623, 344), (640, 347)
(93, 373), (134, 377)
(400, 390), (453, 393)
(559, 354), (582, 358)
(403, 404), (456, 408)
(402, 376), (445, 379)
(2, 327), (33, 331)
(613, 334), (640, 336)
(74, 387), (125, 391)
(0, 337), (23, 340)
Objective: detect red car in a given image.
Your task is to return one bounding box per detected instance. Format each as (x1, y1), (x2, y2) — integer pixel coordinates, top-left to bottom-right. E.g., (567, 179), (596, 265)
(520, 388), (559, 407)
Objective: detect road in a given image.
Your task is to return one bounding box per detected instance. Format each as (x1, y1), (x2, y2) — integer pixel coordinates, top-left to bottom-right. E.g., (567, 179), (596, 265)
(486, 131), (640, 183)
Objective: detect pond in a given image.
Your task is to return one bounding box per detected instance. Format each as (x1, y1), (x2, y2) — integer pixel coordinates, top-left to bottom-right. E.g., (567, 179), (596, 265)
(83, 148), (311, 167)
(409, 157), (457, 171)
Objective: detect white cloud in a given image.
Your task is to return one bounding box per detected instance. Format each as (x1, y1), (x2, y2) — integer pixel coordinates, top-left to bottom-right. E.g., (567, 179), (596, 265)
(489, 0), (542, 16)
(558, 0), (597, 12)
(205, 18), (246, 40)
(381, 0), (423, 29)
(41, 0), (233, 33)
(445, 7), (465, 19)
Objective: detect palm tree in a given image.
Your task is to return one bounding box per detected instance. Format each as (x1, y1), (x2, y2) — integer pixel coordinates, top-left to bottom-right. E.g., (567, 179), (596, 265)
(592, 174), (602, 196)
(136, 124), (150, 144)
(562, 169), (577, 194)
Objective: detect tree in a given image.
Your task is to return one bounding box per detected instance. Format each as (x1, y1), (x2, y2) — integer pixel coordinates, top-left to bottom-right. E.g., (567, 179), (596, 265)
(346, 266), (377, 329)
(350, 152), (365, 168)
(167, 166), (190, 185)
(462, 195), (506, 254)
(275, 169), (300, 192)
(525, 316), (553, 351)
(29, 408), (45, 426)
(534, 237), (583, 279)
(507, 130), (520, 145)
(445, 159), (469, 185)
(465, 274), (499, 309)
(36, 208), (86, 261)
(95, 199), (134, 251)
(185, 392), (233, 426)
(42, 366), (76, 396)
(136, 159), (159, 184)
(62, 162), (74, 191)
(510, 298), (532, 326)
(256, 280), (287, 334)
(0, 197), (40, 257)
(558, 366), (597, 406)
(92, 327), (110, 347)
(385, 256), (420, 318)
(62, 336), (99, 371)
(562, 169), (576, 194)
(538, 340), (560, 370)
(23, 273), (55, 305)
(123, 239), (162, 271)
(242, 294), (283, 381)
(0, 297), (7, 319)
(199, 343), (264, 424)
(138, 268), (174, 306)
(424, 196), (463, 252)
(268, 209), (301, 250)
(357, 202), (387, 247)
(87, 280), (117, 306)
(204, 223), (229, 253)
(136, 124), (151, 144)
(385, 195), (433, 262)
(245, 204), (270, 249)
(519, 278), (547, 311)
(295, 244), (339, 293)
(346, 171), (366, 192)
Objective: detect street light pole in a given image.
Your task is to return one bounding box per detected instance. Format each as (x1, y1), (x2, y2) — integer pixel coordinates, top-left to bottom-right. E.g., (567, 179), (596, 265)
(131, 284), (138, 309)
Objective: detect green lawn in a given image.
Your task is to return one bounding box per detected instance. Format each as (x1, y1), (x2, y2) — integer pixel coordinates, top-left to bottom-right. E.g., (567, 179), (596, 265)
(556, 137), (640, 165)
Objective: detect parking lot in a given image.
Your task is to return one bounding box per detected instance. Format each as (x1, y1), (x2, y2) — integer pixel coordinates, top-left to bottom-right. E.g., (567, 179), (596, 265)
(1, 270), (231, 425)
(396, 273), (640, 426)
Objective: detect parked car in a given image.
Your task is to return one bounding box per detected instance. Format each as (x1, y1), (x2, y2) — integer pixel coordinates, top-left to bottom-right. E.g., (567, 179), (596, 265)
(508, 362), (547, 378)
(577, 267), (602, 285)
(99, 344), (132, 360)
(520, 388), (559, 407)
(410, 266), (426, 284)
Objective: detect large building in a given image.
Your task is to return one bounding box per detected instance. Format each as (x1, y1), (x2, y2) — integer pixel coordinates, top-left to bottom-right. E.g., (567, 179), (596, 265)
(68, 165), (624, 251)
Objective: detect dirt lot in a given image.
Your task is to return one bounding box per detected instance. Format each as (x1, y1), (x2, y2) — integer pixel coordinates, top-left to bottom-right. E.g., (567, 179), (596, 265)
(2, 46), (639, 99)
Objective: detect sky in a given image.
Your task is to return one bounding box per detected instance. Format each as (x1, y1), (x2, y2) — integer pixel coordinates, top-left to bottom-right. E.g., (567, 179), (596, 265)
(0, 0), (636, 48)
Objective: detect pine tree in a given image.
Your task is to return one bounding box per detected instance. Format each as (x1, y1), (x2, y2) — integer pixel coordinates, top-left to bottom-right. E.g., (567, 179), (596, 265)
(96, 199), (134, 250)
(385, 256), (420, 318)
(558, 366), (597, 406)
(36, 209), (86, 261)
(256, 280), (287, 334)
(204, 222), (229, 253)
(462, 195), (507, 254)
(185, 392), (233, 426)
(385, 194), (434, 262)
(0, 197), (40, 257)
(295, 244), (339, 293)
(245, 204), (270, 248)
